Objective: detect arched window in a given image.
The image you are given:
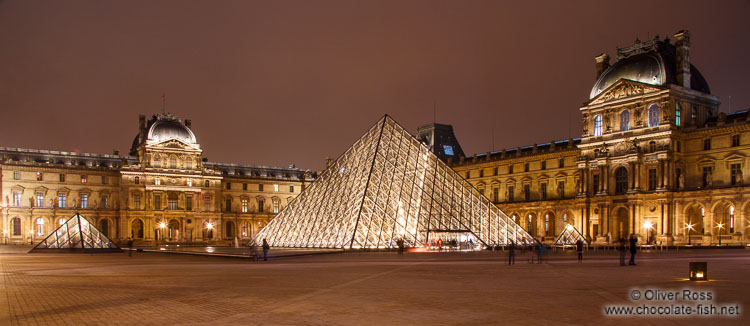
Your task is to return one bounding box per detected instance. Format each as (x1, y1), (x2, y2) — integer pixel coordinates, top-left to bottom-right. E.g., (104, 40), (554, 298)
(12, 217), (22, 236)
(620, 110), (630, 131)
(185, 158), (192, 169)
(134, 176), (140, 184)
(593, 115), (603, 136)
(675, 103), (681, 126)
(648, 104), (659, 127)
(169, 156), (177, 169)
(36, 218), (44, 236)
(729, 206), (735, 233)
(615, 167), (628, 194)
(100, 219), (109, 237)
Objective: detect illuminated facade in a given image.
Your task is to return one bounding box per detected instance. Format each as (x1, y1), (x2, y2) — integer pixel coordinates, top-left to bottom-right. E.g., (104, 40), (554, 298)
(256, 116), (534, 249)
(452, 31), (749, 246)
(1, 114), (315, 245)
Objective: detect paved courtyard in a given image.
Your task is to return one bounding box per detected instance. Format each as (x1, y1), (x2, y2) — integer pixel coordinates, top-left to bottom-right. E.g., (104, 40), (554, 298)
(1, 246), (749, 325)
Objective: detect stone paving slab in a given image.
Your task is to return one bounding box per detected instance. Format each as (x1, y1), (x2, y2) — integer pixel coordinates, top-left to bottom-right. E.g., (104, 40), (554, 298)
(1, 248), (749, 325)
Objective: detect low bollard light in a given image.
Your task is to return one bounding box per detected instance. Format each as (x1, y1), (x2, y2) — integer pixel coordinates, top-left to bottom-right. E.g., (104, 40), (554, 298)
(689, 262), (708, 281)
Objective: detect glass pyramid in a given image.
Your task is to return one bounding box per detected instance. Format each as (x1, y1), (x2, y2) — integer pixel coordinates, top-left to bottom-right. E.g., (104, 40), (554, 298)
(554, 224), (587, 246)
(256, 115), (534, 249)
(30, 213), (120, 252)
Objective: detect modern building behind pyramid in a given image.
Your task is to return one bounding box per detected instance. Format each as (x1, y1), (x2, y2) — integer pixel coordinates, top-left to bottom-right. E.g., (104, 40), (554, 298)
(255, 116), (534, 249)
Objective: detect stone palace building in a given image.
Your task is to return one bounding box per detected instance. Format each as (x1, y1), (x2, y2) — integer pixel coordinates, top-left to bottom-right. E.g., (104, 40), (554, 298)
(450, 31), (749, 246)
(1, 114), (315, 245)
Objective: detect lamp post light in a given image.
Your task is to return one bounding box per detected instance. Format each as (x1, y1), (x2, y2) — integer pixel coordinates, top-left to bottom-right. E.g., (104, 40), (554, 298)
(686, 223), (694, 246)
(643, 221), (653, 245)
(159, 221), (167, 243)
(717, 223), (724, 246)
(29, 229), (34, 245)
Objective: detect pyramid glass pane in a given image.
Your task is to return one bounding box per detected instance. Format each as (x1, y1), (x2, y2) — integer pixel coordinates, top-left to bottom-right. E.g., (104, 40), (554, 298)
(31, 213), (120, 251)
(554, 225), (587, 246)
(256, 116), (534, 249)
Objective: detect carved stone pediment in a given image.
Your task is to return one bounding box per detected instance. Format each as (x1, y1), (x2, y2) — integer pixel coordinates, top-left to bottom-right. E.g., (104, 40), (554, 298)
(590, 80), (662, 105)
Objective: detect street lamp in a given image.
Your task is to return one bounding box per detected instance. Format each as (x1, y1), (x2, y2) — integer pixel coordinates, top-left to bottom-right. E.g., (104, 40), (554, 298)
(686, 223), (695, 245)
(159, 221), (167, 243)
(643, 221), (653, 245)
(29, 229), (34, 245)
(717, 223), (724, 246)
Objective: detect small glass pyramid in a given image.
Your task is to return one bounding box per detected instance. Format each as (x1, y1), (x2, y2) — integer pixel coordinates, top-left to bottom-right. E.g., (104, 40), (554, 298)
(554, 224), (587, 246)
(256, 115), (535, 249)
(30, 213), (120, 252)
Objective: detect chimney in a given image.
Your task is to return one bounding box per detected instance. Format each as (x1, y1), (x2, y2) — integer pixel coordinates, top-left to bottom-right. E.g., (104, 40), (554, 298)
(674, 30), (691, 89)
(185, 119), (192, 129)
(595, 53), (610, 80)
(138, 115), (146, 143)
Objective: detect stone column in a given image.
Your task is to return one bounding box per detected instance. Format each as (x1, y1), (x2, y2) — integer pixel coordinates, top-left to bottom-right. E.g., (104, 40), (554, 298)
(602, 165), (608, 194)
(634, 162), (640, 190)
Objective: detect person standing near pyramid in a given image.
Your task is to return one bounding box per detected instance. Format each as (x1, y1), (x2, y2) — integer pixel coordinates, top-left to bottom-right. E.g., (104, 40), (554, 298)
(262, 239), (270, 261)
(508, 241), (516, 265)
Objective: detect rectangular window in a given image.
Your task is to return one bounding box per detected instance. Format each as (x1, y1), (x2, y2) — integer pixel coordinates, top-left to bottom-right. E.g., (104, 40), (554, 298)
(58, 193), (66, 208)
(80, 194), (88, 208)
(524, 163), (529, 172)
(225, 198), (232, 212)
(466, 171), (470, 179)
(289, 185), (294, 192)
(541, 161), (546, 170)
(243, 183), (248, 190)
(241, 199), (248, 213)
(558, 181), (565, 198)
(186, 195), (193, 211)
(508, 165), (514, 174)
(492, 187), (499, 203)
(508, 186), (514, 202)
(203, 195), (211, 211)
(274, 184), (279, 192)
(258, 184), (264, 191)
(731, 164), (742, 185)
(187, 179), (193, 187)
(13, 192), (21, 206)
(14, 171), (20, 180)
(35, 192), (44, 207)
(102, 175), (108, 184)
(135, 176), (140, 184)
(676, 106), (681, 126)
(493, 167), (498, 176)
(648, 169), (657, 190)
(559, 158), (564, 168)
(154, 195), (161, 210)
(133, 195), (141, 209)
(676, 141), (681, 152)
(59, 174), (65, 182)
(523, 184), (530, 201)
(36, 172), (43, 181)
(168, 199), (177, 210)
(258, 199), (264, 213)
(273, 201), (280, 213)
(81, 175), (87, 184)
(226, 182), (231, 190)
(702, 166), (713, 188)
(102, 196), (108, 209)
(540, 183), (547, 200)
(732, 135), (740, 147)
(703, 138), (711, 150)
(155, 177), (161, 186)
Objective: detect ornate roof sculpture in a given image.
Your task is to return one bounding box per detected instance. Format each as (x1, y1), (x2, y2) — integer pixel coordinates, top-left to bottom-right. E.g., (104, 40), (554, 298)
(255, 115), (534, 249)
(554, 224), (587, 246)
(30, 213), (120, 252)
(590, 34), (710, 100)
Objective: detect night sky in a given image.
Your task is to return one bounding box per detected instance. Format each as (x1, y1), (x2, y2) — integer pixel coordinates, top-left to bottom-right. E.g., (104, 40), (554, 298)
(1, 1), (749, 171)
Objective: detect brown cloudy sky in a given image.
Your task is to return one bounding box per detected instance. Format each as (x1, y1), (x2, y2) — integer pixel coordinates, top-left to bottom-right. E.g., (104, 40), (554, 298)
(1, 0), (749, 170)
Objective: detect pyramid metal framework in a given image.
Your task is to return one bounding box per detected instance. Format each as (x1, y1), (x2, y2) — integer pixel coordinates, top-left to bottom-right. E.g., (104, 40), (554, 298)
(554, 225), (587, 246)
(30, 213), (120, 252)
(256, 116), (535, 249)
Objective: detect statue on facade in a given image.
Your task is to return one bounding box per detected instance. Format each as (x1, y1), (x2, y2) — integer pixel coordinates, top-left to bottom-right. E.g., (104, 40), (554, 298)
(679, 173), (685, 189)
(557, 182), (564, 196)
(706, 171), (713, 187)
(737, 171), (743, 185)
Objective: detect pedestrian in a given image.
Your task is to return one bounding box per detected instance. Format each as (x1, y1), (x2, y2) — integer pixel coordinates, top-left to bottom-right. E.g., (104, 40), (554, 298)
(628, 234), (638, 265)
(575, 239), (584, 262)
(127, 239), (134, 257)
(617, 238), (626, 266)
(397, 238), (404, 255)
(438, 238), (443, 252)
(528, 243), (535, 263)
(508, 241), (516, 265)
(262, 238), (270, 262)
(536, 242), (544, 264)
